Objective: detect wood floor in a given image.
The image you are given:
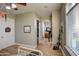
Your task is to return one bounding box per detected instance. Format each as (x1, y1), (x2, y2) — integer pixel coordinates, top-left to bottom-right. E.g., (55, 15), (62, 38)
(37, 38), (63, 56)
(0, 45), (19, 56)
(0, 38), (63, 56)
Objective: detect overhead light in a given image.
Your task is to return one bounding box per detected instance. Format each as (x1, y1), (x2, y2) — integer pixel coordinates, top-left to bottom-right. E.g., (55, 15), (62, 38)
(6, 4), (17, 9)
(6, 6), (11, 9)
(12, 4), (17, 8)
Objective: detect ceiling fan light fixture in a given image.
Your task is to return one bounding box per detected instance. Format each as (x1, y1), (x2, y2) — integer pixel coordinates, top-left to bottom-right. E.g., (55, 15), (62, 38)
(6, 6), (11, 9)
(12, 4), (17, 8)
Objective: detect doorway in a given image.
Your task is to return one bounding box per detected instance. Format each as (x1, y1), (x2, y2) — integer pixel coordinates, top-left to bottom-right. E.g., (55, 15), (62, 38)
(37, 20), (40, 44)
(42, 19), (52, 42)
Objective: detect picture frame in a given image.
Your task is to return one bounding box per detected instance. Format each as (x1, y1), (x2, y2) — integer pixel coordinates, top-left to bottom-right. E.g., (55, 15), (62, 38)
(24, 25), (31, 33)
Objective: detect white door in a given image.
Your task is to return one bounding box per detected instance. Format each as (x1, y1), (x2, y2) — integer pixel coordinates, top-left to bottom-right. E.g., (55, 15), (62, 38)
(0, 17), (6, 49)
(0, 16), (15, 49)
(4, 17), (15, 47)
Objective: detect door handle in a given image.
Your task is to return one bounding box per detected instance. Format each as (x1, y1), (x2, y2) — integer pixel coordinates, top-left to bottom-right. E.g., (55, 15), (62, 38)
(1, 36), (4, 38)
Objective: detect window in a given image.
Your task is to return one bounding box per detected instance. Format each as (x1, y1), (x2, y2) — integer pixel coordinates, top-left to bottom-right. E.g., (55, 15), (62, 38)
(66, 4), (79, 55)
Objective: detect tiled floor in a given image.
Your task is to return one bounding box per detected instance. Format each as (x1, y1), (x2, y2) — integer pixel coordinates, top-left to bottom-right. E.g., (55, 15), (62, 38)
(0, 38), (63, 56)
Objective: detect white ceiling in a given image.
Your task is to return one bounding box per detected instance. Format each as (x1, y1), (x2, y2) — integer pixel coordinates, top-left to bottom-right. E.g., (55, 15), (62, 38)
(7, 3), (61, 17)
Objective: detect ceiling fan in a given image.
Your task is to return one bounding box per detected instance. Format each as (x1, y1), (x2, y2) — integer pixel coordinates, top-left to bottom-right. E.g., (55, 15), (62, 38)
(0, 3), (27, 20)
(6, 3), (27, 10)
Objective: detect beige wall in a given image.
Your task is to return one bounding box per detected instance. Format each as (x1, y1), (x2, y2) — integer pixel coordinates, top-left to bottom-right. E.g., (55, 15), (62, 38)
(60, 4), (71, 56)
(52, 10), (60, 46)
(15, 12), (38, 48)
(60, 4), (66, 49)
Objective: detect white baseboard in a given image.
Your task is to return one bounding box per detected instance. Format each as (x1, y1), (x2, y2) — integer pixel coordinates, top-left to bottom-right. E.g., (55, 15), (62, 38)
(15, 43), (37, 49)
(65, 46), (77, 56)
(59, 46), (66, 56)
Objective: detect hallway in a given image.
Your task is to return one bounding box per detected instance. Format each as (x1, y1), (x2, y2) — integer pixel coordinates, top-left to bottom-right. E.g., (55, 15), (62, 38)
(37, 38), (63, 56)
(0, 3), (77, 56)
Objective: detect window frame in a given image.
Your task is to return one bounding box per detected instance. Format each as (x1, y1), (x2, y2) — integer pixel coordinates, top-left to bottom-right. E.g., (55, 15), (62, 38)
(65, 3), (79, 56)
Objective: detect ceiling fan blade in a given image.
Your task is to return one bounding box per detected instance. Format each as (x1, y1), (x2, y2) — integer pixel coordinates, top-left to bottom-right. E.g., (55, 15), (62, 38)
(17, 3), (26, 6)
(12, 3), (27, 11)
(14, 8), (18, 10)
